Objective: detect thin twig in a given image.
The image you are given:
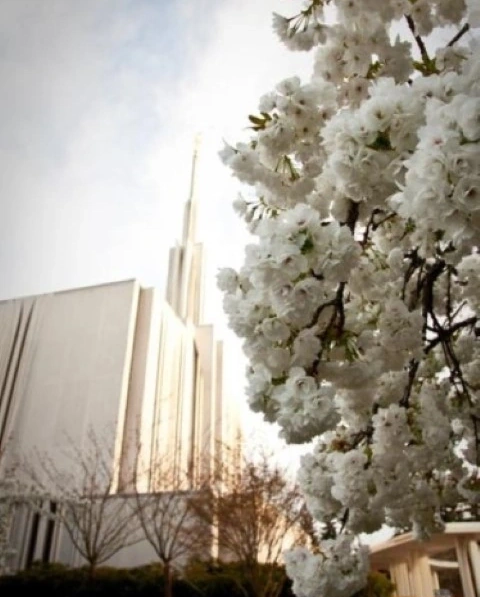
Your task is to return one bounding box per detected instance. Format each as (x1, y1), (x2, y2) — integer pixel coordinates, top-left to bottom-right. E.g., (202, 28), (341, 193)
(447, 23), (470, 47)
(400, 359), (419, 408)
(361, 209), (382, 248)
(405, 15), (430, 64)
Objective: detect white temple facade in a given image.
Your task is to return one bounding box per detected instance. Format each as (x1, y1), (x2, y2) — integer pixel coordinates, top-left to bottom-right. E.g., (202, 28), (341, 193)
(0, 146), (241, 571)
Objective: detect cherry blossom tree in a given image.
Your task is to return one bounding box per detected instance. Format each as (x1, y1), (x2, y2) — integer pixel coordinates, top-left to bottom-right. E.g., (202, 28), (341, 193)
(218, 1), (480, 596)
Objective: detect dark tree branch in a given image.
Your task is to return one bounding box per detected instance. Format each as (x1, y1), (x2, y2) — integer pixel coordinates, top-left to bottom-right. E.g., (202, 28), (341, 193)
(447, 23), (470, 47)
(400, 359), (419, 408)
(405, 15), (431, 64)
(425, 316), (477, 354)
(345, 200), (359, 234)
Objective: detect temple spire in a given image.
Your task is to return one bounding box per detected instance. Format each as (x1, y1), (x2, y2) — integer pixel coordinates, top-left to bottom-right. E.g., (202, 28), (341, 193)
(166, 134), (204, 324)
(182, 134), (201, 246)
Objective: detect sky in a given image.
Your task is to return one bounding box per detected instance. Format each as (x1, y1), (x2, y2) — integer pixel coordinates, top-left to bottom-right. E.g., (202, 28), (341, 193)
(0, 0), (312, 305)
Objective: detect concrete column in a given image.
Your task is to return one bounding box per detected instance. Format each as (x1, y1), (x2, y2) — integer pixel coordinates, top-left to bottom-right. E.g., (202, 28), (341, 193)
(409, 551), (436, 597)
(468, 540), (480, 597)
(419, 554), (436, 597)
(456, 538), (476, 597)
(410, 552), (427, 597)
(391, 561), (412, 597)
(432, 569), (439, 592)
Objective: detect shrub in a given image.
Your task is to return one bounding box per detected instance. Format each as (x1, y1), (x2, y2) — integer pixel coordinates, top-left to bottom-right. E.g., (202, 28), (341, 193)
(0, 561), (392, 597)
(355, 572), (396, 597)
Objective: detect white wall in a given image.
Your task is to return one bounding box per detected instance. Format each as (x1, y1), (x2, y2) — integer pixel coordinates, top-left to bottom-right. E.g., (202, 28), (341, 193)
(0, 280), (139, 480)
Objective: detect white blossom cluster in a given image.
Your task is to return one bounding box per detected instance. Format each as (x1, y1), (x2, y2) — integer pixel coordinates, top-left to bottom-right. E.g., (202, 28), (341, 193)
(284, 535), (369, 597)
(219, 1), (480, 596)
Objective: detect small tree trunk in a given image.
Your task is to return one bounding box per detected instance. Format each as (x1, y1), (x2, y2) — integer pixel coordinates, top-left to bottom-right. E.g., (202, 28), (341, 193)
(87, 559), (96, 579)
(164, 561), (173, 597)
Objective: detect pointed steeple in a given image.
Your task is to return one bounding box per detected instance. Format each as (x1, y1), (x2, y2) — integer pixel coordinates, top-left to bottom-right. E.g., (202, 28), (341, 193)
(182, 134), (201, 246)
(166, 135), (204, 324)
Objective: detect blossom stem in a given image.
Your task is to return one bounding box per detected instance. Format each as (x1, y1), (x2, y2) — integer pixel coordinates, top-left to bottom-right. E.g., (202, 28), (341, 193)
(345, 201), (359, 234)
(400, 359), (419, 408)
(339, 508), (350, 533)
(447, 23), (470, 47)
(405, 15), (430, 65)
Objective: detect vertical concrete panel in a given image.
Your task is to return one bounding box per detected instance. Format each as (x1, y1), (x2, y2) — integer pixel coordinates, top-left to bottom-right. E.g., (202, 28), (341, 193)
(0, 281), (140, 485)
(468, 540), (480, 597)
(119, 287), (161, 491)
(456, 538), (476, 597)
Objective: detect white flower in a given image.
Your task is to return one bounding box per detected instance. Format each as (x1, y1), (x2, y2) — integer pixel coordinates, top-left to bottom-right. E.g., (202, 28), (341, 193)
(265, 346), (291, 376)
(232, 196), (248, 216)
(260, 317), (291, 342)
(282, 203), (321, 235)
(246, 365), (272, 401)
(217, 268), (239, 293)
(285, 536), (369, 597)
(457, 253), (480, 308)
(345, 77), (369, 105)
(359, 95), (395, 132)
(258, 91), (276, 113)
(456, 97), (480, 140)
(452, 176), (480, 212)
(276, 76), (301, 96)
(343, 46), (371, 78)
(378, 299), (423, 354)
(292, 329), (321, 367)
(272, 12), (289, 38)
(410, 0), (434, 35)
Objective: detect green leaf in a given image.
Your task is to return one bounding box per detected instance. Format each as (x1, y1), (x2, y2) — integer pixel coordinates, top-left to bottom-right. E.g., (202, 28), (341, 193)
(404, 218), (416, 234)
(366, 61), (381, 79)
(301, 236), (315, 254)
(367, 131), (392, 151)
(413, 57), (439, 76)
(248, 114), (265, 125)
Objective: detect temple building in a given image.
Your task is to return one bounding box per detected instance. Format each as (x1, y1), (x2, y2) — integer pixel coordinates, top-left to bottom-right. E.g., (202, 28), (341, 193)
(0, 145), (241, 571)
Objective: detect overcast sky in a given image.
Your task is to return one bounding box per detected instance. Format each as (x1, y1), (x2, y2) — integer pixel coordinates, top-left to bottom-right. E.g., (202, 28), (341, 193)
(0, 0), (312, 309)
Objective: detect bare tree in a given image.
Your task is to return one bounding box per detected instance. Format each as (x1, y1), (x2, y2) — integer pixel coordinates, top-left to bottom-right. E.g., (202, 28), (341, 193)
(0, 441), (28, 575)
(193, 447), (310, 597)
(0, 444), (16, 574)
(132, 452), (212, 597)
(27, 428), (142, 576)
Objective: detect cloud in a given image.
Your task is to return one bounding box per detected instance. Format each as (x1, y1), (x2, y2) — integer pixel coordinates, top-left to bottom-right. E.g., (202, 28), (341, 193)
(0, 0), (222, 298)
(0, 2), (138, 292)
(0, 0), (313, 302)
